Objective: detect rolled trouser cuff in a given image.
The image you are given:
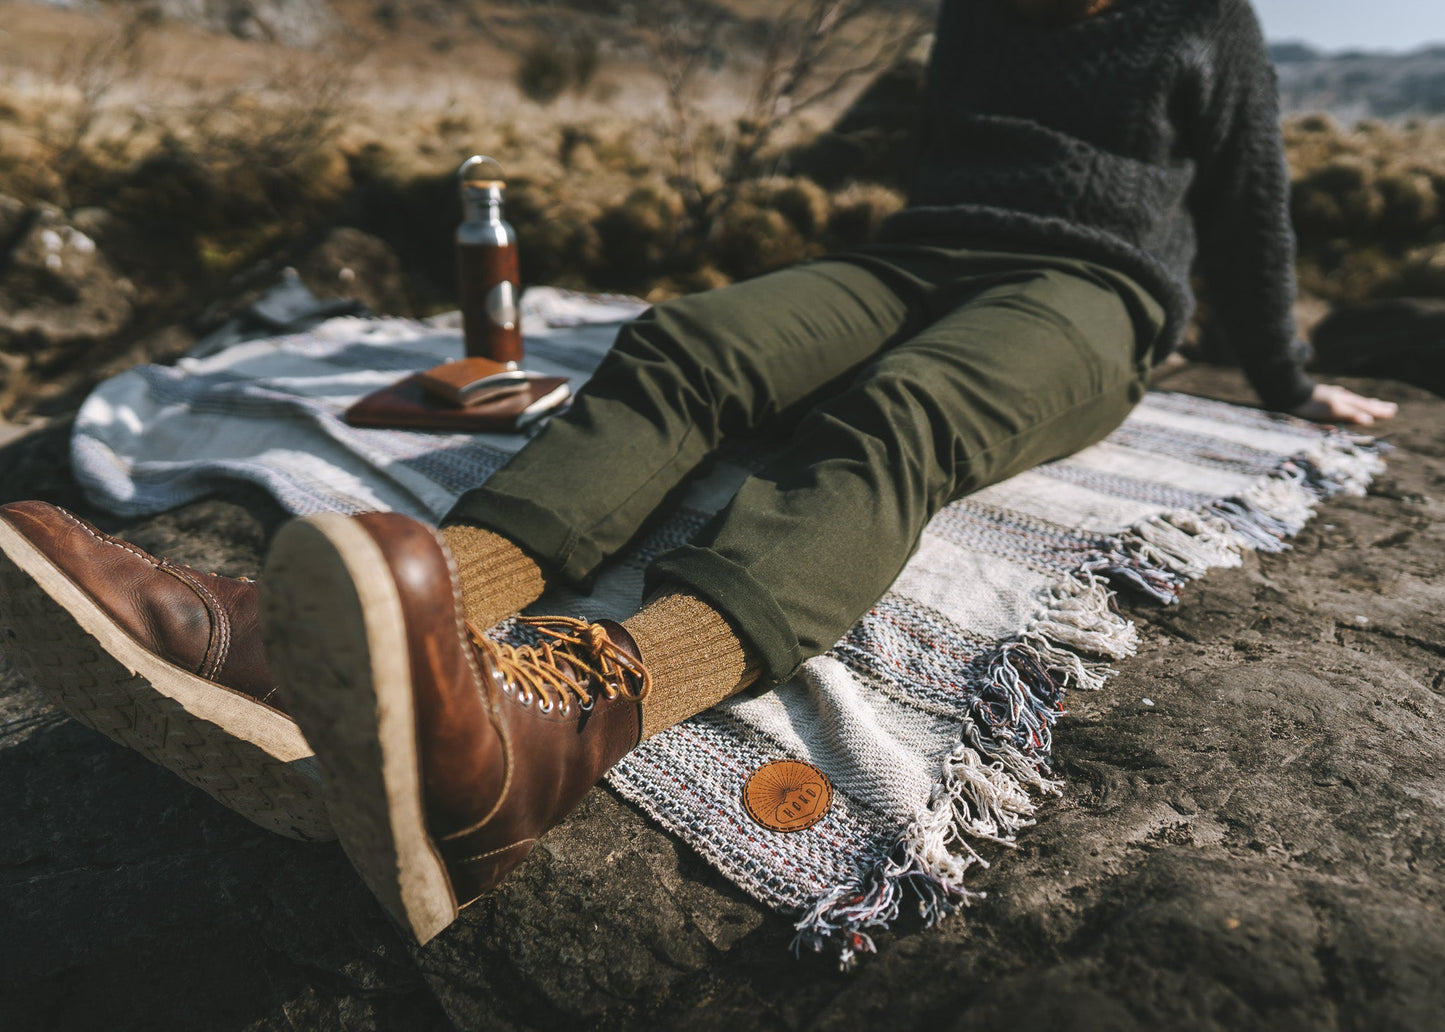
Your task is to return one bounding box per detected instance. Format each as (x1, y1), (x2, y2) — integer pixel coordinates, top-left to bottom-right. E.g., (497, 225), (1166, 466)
(442, 486), (606, 587)
(645, 545), (803, 688)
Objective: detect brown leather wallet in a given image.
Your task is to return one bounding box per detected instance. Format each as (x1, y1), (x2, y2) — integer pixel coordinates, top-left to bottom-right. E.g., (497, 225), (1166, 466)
(344, 373), (570, 433)
(414, 357), (531, 407)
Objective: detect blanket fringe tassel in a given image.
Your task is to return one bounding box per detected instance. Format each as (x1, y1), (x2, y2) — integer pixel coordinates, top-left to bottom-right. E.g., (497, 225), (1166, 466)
(792, 433), (1386, 968)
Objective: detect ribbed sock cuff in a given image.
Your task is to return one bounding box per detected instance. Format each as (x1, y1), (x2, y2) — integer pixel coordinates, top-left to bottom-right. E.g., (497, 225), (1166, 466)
(645, 545), (802, 687)
(624, 589), (763, 739)
(439, 523), (548, 630)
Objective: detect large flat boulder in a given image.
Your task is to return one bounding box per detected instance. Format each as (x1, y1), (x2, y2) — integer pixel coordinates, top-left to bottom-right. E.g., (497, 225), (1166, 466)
(0, 364), (1440, 1030)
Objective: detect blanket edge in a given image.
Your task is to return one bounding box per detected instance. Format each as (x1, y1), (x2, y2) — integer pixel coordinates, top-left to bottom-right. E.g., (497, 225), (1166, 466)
(790, 429), (1387, 968)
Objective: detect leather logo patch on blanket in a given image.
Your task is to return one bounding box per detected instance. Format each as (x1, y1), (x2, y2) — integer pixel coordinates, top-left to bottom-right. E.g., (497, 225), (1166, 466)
(743, 760), (833, 832)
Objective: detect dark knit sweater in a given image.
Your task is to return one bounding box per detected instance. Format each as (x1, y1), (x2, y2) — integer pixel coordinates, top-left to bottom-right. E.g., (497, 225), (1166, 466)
(881, 0), (1315, 411)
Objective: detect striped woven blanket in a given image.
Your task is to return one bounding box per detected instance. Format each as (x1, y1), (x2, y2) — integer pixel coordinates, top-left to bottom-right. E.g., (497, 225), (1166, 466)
(71, 289), (1383, 963)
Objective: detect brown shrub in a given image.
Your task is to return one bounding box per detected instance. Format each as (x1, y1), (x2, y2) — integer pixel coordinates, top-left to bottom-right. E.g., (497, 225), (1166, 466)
(708, 202), (812, 279)
(741, 177), (832, 237)
(675, 264), (732, 294)
(1284, 115), (1445, 303)
(516, 41), (572, 105)
(1386, 243), (1445, 296)
(592, 185), (687, 288)
(1295, 156), (1384, 236)
(519, 205), (603, 287)
(1376, 170), (1440, 237)
(515, 36), (602, 106)
(825, 182), (905, 247)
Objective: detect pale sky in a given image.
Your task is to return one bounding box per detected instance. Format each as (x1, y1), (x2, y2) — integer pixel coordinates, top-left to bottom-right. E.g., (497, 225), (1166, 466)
(1252, 0), (1445, 53)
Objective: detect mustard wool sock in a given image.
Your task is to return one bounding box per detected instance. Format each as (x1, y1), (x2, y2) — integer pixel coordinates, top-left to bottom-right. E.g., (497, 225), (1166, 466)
(623, 590), (763, 739)
(439, 523), (548, 630)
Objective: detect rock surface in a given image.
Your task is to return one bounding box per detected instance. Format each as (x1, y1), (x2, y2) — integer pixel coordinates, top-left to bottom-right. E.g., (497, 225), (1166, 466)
(0, 365), (1442, 1031)
(1312, 297), (1445, 396)
(0, 202), (137, 414)
(295, 227), (413, 319)
(0, 193), (412, 420)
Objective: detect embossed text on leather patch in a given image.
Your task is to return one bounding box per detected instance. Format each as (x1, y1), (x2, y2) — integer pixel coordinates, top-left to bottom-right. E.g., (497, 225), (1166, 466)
(743, 759), (832, 832)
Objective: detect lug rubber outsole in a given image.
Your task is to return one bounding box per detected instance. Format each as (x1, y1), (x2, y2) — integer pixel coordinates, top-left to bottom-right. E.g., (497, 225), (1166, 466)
(0, 518), (333, 842)
(261, 513), (458, 945)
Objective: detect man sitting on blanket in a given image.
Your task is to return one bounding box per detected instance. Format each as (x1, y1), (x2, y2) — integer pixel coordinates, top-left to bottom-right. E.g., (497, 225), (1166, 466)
(0, 0), (1398, 943)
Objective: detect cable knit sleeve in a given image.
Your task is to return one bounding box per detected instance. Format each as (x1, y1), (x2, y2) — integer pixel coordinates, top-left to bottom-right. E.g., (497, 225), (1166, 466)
(1187, 0), (1315, 412)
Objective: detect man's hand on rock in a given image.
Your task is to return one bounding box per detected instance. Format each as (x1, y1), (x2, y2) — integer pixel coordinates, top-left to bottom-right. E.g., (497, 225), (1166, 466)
(1291, 384), (1398, 426)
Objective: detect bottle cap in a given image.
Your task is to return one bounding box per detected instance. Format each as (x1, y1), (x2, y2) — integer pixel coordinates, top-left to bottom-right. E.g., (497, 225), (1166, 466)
(458, 155), (505, 189)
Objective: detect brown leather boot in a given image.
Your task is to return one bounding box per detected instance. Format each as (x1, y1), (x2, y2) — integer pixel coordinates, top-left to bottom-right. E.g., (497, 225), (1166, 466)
(260, 511), (649, 944)
(0, 501), (331, 841)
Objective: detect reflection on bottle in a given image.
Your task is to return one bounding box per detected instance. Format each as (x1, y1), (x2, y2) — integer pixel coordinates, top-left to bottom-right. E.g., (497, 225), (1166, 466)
(486, 280), (517, 332)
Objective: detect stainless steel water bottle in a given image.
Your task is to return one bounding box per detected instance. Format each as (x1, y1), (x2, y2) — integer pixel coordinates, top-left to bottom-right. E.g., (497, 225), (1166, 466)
(456, 155), (522, 365)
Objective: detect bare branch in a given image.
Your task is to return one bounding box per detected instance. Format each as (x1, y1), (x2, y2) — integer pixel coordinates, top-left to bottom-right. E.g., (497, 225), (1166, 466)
(717, 0), (928, 196)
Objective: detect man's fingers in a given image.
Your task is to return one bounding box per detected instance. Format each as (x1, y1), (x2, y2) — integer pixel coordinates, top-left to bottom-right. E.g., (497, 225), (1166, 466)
(1290, 385), (1398, 425)
(1340, 394), (1396, 425)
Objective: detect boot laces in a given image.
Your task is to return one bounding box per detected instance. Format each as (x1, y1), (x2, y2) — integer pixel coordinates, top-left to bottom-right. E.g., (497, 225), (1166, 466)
(466, 615), (651, 715)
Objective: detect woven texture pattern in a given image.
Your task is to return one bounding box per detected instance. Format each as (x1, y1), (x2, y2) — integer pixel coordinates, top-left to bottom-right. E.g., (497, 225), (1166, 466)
(70, 291), (1383, 960)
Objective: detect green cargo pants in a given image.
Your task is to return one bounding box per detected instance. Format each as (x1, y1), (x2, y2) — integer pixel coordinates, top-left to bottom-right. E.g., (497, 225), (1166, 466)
(445, 243), (1166, 685)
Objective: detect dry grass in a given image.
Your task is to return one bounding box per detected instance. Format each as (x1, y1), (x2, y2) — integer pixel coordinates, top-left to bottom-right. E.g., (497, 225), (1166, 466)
(0, 3), (1441, 313)
(0, 0), (911, 308)
(1286, 115), (1445, 303)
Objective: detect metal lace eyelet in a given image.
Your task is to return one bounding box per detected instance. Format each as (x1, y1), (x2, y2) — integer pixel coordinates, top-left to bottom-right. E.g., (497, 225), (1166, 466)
(537, 696), (555, 714)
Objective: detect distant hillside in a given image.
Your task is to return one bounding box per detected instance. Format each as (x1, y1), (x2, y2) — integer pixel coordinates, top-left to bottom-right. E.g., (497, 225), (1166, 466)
(1272, 42), (1445, 118)
(52, 0), (938, 62)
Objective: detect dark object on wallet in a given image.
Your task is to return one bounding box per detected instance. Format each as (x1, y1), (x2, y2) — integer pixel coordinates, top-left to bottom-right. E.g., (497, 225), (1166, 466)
(345, 372), (570, 433)
(1311, 297), (1445, 398)
(415, 357), (532, 407)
